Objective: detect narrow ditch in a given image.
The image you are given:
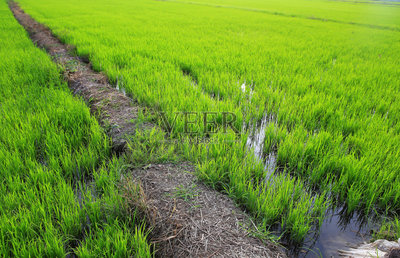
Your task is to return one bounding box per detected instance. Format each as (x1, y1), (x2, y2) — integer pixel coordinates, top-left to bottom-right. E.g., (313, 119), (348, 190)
(9, 2), (286, 257)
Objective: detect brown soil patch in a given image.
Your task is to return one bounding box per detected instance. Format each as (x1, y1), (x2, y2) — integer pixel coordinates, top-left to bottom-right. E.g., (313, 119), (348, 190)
(10, 2), (286, 257)
(130, 163), (285, 257)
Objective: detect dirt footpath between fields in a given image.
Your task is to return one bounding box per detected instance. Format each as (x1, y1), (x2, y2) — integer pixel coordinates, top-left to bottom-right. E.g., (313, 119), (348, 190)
(10, 2), (286, 257)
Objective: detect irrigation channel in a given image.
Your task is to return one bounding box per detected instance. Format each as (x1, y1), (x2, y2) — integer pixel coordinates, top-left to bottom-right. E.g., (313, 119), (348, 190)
(9, 1), (400, 257)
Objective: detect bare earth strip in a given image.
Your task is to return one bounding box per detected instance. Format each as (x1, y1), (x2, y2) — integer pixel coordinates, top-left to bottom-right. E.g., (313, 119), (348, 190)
(9, 2), (286, 257)
(10, 1), (149, 154)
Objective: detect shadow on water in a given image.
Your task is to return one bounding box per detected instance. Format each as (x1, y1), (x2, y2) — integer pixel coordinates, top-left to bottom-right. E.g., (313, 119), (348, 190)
(292, 208), (376, 257)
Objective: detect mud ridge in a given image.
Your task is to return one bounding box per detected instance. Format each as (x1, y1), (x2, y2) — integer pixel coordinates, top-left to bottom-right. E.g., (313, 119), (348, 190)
(10, 1), (151, 154)
(10, 2), (286, 257)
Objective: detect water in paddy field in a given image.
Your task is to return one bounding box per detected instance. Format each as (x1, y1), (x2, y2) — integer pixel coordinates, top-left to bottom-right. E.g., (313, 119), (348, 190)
(245, 114), (377, 258)
(298, 209), (374, 257)
(116, 76), (126, 96)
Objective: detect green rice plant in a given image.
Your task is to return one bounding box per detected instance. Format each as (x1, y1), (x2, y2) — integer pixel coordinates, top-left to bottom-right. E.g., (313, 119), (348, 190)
(124, 128), (180, 168)
(374, 216), (400, 241)
(0, 2), (151, 256)
(13, 0), (400, 245)
(75, 222), (151, 258)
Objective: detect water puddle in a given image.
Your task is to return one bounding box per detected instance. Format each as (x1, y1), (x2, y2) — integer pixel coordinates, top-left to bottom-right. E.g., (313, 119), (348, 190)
(245, 113), (270, 161)
(263, 152), (276, 182)
(116, 84), (126, 96)
(244, 109), (277, 182)
(116, 76), (126, 96)
(244, 113), (378, 257)
(298, 209), (374, 257)
(240, 81), (254, 96)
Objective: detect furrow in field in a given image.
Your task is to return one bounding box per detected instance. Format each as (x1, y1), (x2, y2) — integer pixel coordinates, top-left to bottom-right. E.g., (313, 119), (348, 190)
(10, 1), (153, 154)
(0, 0), (151, 255)
(9, 2), (286, 256)
(11, 0), (400, 254)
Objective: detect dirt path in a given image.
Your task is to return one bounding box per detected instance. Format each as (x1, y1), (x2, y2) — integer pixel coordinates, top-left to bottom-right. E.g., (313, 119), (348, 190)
(10, 1), (150, 154)
(10, 2), (286, 257)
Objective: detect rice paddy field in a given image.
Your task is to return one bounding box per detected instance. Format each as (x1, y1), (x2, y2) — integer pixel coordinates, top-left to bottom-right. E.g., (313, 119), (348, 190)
(2, 0), (400, 255)
(0, 1), (151, 256)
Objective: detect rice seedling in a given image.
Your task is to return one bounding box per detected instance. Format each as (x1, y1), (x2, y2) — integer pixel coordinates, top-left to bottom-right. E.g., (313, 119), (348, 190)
(0, 1), (151, 255)
(7, 0), (400, 250)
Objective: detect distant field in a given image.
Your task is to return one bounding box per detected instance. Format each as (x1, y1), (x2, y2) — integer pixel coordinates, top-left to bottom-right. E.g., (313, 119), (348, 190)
(169, 0), (400, 30)
(12, 0), (400, 247)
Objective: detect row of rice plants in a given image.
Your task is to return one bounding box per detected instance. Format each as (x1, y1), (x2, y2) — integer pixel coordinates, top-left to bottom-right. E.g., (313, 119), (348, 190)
(0, 1), (151, 255)
(16, 0), (400, 243)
